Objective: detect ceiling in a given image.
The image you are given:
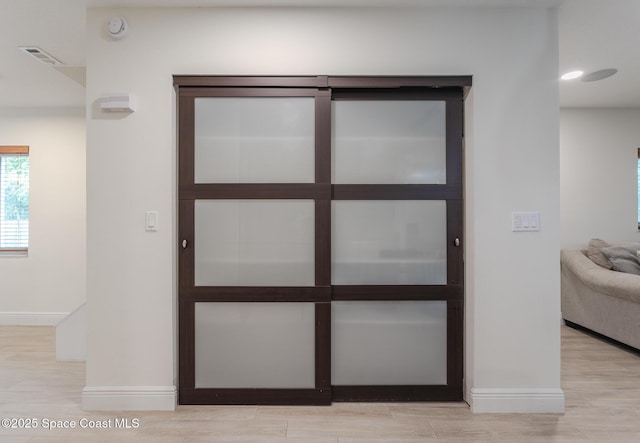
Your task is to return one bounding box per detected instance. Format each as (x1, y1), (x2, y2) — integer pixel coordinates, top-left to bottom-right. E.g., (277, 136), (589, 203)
(0, 0), (638, 109)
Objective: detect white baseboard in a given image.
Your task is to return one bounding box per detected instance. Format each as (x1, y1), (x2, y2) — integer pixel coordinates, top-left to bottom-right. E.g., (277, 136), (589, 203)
(82, 386), (176, 411)
(469, 388), (565, 413)
(0, 311), (68, 326)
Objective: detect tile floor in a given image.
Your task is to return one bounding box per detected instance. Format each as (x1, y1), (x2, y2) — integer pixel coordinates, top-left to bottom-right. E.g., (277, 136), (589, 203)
(1, 324), (640, 442)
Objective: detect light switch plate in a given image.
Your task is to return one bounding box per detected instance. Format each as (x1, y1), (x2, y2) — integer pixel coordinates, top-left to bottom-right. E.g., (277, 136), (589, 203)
(512, 211), (540, 232)
(145, 211), (158, 232)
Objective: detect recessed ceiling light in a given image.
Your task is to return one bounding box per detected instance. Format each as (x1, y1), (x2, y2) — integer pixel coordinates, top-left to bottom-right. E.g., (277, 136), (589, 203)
(561, 70), (584, 80)
(581, 68), (618, 82)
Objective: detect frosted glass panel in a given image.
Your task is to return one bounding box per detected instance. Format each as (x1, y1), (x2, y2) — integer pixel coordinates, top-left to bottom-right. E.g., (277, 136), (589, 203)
(195, 97), (315, 183)
(332, 201), (446, 285)
(333, 100), (446, 184)
(332, 301), (447, 385)
(195, 302), (315, 388)
(195, 200), (314, 286)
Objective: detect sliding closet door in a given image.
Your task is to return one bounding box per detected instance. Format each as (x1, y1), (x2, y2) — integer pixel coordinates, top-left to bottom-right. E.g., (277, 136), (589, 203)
(329, 87), (464, 401)
(177, 81), (332, 405)
(176, 76), (467, 405)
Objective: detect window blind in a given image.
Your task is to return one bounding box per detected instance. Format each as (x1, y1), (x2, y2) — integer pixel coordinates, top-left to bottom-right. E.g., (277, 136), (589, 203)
(0, 146), (29, 251)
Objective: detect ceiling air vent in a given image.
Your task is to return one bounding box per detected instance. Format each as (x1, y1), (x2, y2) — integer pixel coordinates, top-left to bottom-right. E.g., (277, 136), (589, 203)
(18, 46), (62, 65)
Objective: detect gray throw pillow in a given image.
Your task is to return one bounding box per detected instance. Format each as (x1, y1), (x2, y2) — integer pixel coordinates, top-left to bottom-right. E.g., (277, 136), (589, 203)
(600, 243), (640, 275)
(587, 238), (613, 269)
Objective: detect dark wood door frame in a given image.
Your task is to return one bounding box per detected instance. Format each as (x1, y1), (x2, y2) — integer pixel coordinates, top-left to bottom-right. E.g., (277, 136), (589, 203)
(175, 75), (471, 405)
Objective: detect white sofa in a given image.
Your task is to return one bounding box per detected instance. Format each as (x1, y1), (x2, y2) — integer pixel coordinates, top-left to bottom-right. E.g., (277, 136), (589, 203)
(561, 248), (640, 350)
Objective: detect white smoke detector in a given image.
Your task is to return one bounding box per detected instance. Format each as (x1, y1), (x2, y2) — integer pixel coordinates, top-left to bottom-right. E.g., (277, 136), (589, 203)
(107, 17), (128, 39)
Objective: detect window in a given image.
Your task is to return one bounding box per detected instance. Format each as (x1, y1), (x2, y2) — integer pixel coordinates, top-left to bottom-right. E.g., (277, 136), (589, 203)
(0, 146), (29, 252)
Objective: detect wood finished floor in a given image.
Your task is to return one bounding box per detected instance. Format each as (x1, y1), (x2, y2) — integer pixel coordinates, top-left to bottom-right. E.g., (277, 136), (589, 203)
(1, 325), (640, 442)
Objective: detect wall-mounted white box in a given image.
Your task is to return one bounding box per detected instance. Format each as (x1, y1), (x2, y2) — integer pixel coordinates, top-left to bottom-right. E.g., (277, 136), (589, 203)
(100, 93), (136, 112)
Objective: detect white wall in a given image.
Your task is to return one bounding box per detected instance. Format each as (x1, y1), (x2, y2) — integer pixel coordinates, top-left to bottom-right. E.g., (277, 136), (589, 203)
(560, 108), (640, 249)
(0, 108), (86, 324)
(85, 6), (562, 412)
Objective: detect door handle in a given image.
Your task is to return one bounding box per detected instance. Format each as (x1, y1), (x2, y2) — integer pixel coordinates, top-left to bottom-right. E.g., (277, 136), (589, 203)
(454, 238), (460, 247)
(182, 239), (188, 249)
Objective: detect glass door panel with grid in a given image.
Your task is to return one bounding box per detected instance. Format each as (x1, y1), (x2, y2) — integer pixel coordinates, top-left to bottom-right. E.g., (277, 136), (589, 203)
(176, 76), (468, 405)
